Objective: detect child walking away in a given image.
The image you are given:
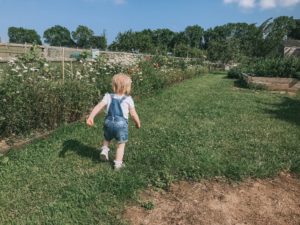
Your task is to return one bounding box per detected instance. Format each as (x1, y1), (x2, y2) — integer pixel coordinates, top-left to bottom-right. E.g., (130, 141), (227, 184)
(86, 73), (141, 170)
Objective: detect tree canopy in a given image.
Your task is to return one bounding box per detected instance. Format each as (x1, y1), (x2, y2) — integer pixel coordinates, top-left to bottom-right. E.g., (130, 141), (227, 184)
(6, 16), (299, 61)
(8, 27), (42, 45)
(43, 25), (75, 47)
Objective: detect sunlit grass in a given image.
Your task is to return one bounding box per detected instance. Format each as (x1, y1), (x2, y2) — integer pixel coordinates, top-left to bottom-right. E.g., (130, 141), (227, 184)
(1, 74), (299, 224)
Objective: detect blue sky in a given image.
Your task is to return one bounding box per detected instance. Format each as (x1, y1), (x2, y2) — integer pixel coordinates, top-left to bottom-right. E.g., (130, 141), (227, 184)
(0, 0), (299, 44)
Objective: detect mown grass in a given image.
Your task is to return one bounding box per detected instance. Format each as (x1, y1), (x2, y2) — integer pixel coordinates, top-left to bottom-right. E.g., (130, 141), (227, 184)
(1, 74), (299, 224)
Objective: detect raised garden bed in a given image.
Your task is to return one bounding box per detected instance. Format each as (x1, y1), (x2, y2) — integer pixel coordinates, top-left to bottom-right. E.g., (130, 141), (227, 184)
(243, 74), (300, 93)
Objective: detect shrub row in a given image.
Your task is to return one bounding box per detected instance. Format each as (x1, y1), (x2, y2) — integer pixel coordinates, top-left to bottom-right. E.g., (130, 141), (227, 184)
(0, 49), (207, 138)
(227, 57), (300, 80)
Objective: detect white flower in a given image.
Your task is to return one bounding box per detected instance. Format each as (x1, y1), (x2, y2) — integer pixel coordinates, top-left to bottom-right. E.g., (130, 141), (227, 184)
(22, 64), (28, 69)
(8, 59), (16, 64)
(44, 63), (49, 67)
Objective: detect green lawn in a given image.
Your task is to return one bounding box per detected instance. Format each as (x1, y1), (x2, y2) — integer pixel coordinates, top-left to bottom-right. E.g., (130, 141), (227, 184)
(1, 74), (299, 225)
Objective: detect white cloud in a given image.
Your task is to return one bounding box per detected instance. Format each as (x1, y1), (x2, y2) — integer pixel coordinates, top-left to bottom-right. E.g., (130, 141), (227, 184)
(260, 0), (276, 8)
(279, 0), (300, 6)
(224, 0), (300, 9)
(224, 0), (256, 8)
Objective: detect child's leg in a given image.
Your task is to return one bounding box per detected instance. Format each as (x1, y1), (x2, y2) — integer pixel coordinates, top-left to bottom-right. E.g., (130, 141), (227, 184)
(114, 143), (126, 169)
(102, 140), (110, 148)
(100, 140), (111, 161)
(115, 143), (125, 161)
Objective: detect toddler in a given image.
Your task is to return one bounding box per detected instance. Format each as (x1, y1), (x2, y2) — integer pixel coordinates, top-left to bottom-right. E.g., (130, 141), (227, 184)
(86, 73), (141, 170)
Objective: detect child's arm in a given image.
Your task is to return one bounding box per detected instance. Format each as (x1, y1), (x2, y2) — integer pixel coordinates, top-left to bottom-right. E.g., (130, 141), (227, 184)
(86, 101), (107, 126)
(129, 108), (141, 129)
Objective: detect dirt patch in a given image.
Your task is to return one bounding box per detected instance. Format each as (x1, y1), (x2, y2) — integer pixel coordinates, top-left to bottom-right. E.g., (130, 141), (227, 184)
(124, 173), (300, 225)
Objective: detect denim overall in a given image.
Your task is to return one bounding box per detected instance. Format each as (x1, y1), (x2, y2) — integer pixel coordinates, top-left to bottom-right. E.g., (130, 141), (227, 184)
(103, 94), (128, 143)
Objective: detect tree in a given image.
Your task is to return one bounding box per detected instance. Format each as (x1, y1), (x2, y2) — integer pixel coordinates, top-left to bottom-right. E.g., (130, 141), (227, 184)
(8, 27), (42, 45)
(90, 35), (107, 50)
(72, 25), (94, 48)
(207, 39), (240, 63)
(109, 29), (154, 53)
(184, 25), (204, 48)
(259, 16), (296, 56)
(204, 23), (251, 61)
(170, 32), (189, 50)
(151, 29), (175, 53)
(43, 25), (74, 47)
(109, 30), (135, 52)
(289, 19), (300, 40)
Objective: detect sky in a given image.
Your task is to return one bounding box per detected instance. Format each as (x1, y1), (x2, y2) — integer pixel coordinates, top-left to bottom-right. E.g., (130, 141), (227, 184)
(0, 0), (299, 44)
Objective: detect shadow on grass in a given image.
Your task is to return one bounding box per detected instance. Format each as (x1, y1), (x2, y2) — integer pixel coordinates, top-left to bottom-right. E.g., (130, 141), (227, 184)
(59, 139), (100, 162)
(265, 97), (300, 127)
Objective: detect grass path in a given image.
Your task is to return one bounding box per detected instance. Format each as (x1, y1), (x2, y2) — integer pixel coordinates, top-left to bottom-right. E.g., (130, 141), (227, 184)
(0, 74), (299, 224)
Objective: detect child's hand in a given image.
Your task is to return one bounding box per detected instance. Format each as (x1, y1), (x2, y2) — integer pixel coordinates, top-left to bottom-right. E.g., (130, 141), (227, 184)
(86, 117), (94, 127)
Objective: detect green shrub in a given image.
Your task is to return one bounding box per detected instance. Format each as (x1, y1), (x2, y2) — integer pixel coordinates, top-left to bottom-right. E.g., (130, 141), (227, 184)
(0, 79), (99, 136)
(227, 67), (243, 79)
(246, 57), (300, 78)
(0, 49), (202, 138)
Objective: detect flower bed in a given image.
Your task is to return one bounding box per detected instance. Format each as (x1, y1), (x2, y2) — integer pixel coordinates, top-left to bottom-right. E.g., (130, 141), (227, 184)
(0, 47), (207, 138)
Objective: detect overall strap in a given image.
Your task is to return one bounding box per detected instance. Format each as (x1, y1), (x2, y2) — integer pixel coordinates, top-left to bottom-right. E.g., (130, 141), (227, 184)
(120, 95), (127, 103)
(107, 94), (126, 118)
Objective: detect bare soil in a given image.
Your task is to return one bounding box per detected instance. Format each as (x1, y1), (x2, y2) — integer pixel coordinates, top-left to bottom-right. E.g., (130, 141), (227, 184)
(124, 173), (300, 225)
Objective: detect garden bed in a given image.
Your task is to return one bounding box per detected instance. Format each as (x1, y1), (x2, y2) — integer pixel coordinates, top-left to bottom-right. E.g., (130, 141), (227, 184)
(243, 74), (300, 93)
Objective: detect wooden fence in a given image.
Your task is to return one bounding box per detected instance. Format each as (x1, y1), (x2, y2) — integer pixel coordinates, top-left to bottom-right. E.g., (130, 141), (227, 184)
(0, 43), (88, 62)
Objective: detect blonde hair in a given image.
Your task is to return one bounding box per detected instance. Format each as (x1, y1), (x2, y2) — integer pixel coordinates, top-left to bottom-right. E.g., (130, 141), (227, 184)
(112, 73), (132, 95)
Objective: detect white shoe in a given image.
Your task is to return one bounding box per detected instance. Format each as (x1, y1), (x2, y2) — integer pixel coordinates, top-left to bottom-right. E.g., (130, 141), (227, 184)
(100, 147), (109, 161)
(114, 160), (125, 170)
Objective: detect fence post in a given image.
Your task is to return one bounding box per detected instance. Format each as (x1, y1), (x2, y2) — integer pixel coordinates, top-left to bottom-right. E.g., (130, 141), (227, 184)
(70, 60), (74, 79)
(62, 47), (65, 82)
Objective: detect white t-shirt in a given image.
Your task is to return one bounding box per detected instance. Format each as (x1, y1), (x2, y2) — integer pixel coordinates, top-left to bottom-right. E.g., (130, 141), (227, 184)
(100, 93), (135, 119)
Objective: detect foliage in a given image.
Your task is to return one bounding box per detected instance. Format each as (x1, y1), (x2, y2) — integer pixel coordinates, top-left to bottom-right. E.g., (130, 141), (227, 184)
(72, 25), (94, 48)
(140, 201), (155, 210)
(43, 25), (75, 47)
(90, 35), (107, 50)
(289, 19), (300, 40)
(109, 30), (154, 53)
(204, 23), (262, 62)
(0, 47), (100, 136)
(227, 66), (243, 79)
(8, 27), (42, 45)
(242, 57), (300, 78)
(0, 47), (204, 138)
(259, 16), (296, 57)
(174, 44), (205, 58)
(184, 25), (204, 48)
(151, 29), (176, 53)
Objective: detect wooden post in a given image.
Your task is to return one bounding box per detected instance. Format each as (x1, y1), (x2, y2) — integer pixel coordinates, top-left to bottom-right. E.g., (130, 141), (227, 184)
(70, 60), (73, 79)
(62, 47), (65, 82)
